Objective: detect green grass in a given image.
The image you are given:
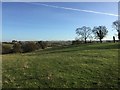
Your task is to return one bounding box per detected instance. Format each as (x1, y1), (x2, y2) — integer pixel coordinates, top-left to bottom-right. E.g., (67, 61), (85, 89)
(2, 42), (120, 88)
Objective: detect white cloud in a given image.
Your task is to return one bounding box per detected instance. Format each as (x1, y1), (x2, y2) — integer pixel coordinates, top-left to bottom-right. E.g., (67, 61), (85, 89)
(27, 2), (118, 17)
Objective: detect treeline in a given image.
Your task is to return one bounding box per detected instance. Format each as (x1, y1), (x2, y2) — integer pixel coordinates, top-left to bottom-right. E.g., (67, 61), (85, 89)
(2, 41), (47, 54)
(1, 20), (120, 54)
(75, 20), (120, 43)
(2, 40), (72, 54)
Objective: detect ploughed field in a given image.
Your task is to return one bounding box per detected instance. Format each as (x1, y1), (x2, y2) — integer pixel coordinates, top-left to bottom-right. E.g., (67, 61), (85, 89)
(2, 43), (120, 88)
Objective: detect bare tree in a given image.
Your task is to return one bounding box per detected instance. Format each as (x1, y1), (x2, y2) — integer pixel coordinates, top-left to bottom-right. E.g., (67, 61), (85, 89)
(76, 26), (92, 43)
(113, 20), (120, 40)
(92, 26), (108, 43)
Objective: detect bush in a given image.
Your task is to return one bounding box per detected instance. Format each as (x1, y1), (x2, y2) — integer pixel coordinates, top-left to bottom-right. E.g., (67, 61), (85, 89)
(2, 44), (12, 54)
(38, 41), (47, 49)
(72, 40), (83, 45)
(12, 43), (22, 53)
(12, 40), (17, 43)
(22, 42), (38, 52)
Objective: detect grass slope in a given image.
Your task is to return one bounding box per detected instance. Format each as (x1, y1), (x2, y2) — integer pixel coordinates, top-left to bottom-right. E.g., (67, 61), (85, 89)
(2, 43), (120, 88)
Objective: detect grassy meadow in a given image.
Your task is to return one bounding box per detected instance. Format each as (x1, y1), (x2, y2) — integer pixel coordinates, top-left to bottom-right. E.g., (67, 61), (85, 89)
(2, 42), (120, 88)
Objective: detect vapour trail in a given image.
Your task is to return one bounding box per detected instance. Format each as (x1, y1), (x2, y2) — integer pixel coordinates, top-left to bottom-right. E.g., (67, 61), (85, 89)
(26, 2), (118, 17)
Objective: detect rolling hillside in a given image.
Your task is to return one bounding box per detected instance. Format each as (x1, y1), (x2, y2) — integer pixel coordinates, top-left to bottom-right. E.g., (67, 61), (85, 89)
(2, 43), (120, 88)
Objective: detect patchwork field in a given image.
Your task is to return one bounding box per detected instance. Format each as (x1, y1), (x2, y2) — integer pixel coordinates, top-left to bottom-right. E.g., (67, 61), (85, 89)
(2, 43), (120, 88)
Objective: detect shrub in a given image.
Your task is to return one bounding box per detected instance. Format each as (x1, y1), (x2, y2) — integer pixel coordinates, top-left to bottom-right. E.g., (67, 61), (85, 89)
(72, 40), (83, 45)
(38, 41), (47, 49)
(35, 42), (41, 49)
(12, 40), (17, 44)
(22, 42), (38, 52)
(2, 44), (12, 54)
(12, 43), (22, 53)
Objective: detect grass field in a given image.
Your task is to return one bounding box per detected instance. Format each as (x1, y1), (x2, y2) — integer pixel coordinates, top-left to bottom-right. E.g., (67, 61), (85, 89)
(2, 43), (120, 88)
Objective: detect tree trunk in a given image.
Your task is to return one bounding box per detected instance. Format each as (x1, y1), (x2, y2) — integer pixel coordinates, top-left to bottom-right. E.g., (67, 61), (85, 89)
(113, 36), (115, 43)
(85, 38), (87, 43)
(100, 38), (102, 43)
(118, 32), (120, 41)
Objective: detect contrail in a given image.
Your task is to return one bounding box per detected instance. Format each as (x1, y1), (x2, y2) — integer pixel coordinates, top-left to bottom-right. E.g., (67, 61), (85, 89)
(27, 2), (118, 17)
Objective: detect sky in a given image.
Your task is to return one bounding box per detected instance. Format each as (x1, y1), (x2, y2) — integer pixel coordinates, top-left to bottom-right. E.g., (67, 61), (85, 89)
(2, 2), (118, 41)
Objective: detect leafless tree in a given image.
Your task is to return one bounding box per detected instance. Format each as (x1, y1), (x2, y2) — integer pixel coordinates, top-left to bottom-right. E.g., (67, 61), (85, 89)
(113, 20), (120, 40)
(76, 26), (92, 43)
(92, 26), (108, 43)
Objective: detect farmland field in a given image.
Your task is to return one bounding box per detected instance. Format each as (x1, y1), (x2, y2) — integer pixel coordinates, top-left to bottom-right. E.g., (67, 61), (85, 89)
(2, 43), (120, 88)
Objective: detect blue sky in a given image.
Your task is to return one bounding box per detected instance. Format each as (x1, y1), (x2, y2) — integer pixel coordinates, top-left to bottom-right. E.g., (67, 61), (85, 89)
(2, 2), (118, 41)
